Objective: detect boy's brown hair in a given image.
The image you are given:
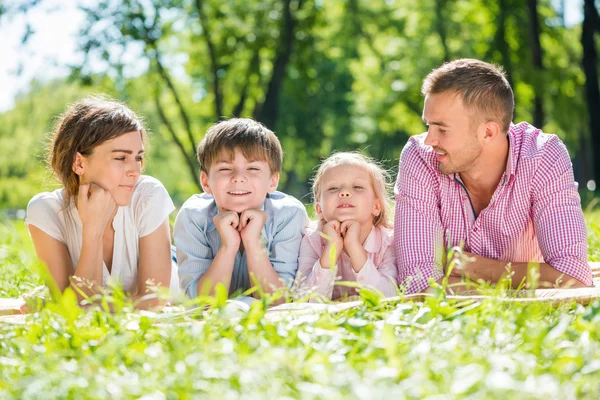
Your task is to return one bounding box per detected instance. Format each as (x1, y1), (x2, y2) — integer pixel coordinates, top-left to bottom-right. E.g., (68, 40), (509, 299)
(49, 96), (148, 205)
(197, 118), (283, 174)
(421, 58), (514, 132)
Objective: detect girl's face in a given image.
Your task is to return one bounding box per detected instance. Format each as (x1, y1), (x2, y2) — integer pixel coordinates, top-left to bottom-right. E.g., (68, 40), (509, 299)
(316, 164), (381, 226)
(73, 130), (144, 206)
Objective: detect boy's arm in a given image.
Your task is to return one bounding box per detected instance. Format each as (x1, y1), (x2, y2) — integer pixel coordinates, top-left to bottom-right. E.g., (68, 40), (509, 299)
(243, 205), (307, 299)
(174, 207), (235, 298)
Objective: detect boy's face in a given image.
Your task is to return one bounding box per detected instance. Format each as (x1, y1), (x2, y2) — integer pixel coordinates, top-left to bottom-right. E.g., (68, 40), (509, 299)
(200, 147), (279, 213)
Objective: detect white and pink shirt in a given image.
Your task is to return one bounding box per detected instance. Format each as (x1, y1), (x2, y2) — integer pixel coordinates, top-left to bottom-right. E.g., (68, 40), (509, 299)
(295, 225), (398, 300)
(394, 122), (593, 294)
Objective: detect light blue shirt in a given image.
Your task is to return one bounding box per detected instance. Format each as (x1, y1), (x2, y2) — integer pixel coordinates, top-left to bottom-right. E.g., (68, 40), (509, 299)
(174, 191), (309, 298)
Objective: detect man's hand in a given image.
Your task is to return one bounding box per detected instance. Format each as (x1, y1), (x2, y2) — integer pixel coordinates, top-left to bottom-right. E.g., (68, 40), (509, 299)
(239, 209), (268, 247)
(213, 211), (241, 252)
(77, 183), (117, 236)
(320, 220), (344, 269)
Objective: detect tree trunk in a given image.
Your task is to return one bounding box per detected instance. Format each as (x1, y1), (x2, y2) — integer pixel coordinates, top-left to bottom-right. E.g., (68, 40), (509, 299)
(527, 0), (545, 128)
(495, 0), (514, 90)
(434, 0), (450, 62)
(255, 0), (303, 130)
(582, 0), (600, 182)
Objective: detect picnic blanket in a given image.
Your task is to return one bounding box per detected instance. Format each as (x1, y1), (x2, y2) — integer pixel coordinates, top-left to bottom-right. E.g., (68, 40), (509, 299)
(2, 263), (600, 323)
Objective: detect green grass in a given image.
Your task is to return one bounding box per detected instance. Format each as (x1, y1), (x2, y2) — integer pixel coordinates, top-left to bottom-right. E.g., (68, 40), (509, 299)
(1, 216), (600, 398)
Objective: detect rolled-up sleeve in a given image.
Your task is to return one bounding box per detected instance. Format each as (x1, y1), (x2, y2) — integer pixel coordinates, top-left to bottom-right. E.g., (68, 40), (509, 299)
(531, 138), (593, 286)
(269, 205), (308, 286)
(394, 139), (445, 294)
(174, 207), (214, 298)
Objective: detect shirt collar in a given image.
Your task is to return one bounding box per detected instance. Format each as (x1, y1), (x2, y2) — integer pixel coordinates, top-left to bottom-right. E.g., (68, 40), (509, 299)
(451, 126), (516, 186)
(362, 226), (381, 253)
(505, 124), (518, 183)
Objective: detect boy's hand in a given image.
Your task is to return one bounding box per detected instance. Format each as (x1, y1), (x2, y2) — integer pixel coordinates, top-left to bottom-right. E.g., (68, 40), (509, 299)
(320, 220), (343, 269)
(213, 211), (241, 252)
(238, 209), (267, 247)
(77, 183), (117, 236)
(340, 220), (361, 248)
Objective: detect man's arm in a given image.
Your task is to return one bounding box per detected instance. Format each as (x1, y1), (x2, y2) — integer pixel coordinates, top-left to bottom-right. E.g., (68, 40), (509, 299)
(447, 137), (592, 289)
(447, 252), (586, 289)
(529, 137), (593, 287)
(395, 138), (445, 294)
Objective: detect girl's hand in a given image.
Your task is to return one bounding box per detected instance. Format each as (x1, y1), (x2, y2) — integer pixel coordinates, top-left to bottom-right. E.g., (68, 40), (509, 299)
(340, 220), (361, 248)
(340, 220), (368, 272)
(77, 183), (117, 236)
(213, 211), (242, 252)
(320, 220), (343, 269)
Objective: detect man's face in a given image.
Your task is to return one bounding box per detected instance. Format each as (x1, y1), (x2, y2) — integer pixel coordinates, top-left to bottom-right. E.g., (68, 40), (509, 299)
(422, 92), (484, 175)
(200, 148), (279, 213)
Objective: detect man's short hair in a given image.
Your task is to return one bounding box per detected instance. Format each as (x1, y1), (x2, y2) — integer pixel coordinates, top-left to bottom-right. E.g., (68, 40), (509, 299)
(197, 118), (283, 174)
(421, 59), (514, 132)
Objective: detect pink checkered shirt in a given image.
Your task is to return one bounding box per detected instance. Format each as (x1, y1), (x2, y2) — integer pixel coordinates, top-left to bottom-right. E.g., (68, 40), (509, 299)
(394, 122), (593, 294)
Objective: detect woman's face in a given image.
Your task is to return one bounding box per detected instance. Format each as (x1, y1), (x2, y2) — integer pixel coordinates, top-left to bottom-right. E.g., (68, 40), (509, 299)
(74, 131), (144, 206)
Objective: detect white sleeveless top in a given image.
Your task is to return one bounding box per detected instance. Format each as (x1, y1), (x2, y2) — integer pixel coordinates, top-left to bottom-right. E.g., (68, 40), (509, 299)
(26, 175), (176, 293)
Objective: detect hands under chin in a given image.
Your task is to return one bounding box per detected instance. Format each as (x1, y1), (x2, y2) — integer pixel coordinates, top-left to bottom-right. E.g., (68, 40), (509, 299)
(77, 183), (117, 236)
(213, 209), (267, 252)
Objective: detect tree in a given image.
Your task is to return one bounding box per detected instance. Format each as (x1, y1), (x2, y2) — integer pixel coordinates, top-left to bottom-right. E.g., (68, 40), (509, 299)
(582, 0), (600, 182)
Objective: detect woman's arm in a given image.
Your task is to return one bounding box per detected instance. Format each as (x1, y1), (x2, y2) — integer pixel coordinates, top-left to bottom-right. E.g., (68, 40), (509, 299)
(28, 225), (76, 291)
(28, 223), (105, 301)
(136, 218), (173, 309)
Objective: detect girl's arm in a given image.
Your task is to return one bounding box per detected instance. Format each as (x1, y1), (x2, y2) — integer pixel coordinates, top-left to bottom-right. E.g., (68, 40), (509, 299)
(295, 233), (337, 301)
(352, 245), (398, 297)
(136, 218), (173, 309)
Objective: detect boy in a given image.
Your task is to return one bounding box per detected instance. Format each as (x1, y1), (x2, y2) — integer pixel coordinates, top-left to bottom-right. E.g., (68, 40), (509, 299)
(174, 118), (308, 299)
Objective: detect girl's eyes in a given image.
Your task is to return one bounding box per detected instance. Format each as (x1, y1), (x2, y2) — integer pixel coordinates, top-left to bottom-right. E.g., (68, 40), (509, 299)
(328, 187), (339, 191)
(353, 185), (363, 190)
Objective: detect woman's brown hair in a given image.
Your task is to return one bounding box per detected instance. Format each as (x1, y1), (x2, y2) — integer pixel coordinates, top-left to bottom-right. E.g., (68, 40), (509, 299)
(48, 96), (148, 205)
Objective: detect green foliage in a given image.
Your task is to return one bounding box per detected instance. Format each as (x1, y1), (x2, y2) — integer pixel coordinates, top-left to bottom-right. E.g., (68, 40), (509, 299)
(2, 215), (600, 397)
(0, 0), (596, 208)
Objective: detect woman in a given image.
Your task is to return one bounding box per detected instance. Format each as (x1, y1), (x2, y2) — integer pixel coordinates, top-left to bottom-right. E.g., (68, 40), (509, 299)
(26, 96), (177, 309)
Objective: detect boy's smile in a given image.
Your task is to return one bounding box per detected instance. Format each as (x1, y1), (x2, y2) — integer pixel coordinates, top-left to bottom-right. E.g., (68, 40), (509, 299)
(201, 148), (279, 213)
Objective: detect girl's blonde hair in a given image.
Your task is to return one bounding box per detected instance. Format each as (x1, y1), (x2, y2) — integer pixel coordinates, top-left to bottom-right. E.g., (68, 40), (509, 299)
(312, 152), (392, 228)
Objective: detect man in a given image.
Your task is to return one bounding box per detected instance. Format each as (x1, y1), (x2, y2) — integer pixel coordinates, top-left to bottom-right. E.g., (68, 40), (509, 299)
(394, 58), (593, 294)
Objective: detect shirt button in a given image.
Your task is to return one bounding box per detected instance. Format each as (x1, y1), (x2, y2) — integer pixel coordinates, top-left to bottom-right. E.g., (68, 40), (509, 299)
(473, 227), (478, 232)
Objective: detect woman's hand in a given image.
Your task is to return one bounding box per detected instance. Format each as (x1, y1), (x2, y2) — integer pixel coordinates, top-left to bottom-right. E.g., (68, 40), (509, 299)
(77, 183), (117, 236)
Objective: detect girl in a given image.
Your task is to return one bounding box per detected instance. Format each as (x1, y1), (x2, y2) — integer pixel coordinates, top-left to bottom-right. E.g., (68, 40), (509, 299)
(295, 152), (397, 301)
(25, 96), (178, 309)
